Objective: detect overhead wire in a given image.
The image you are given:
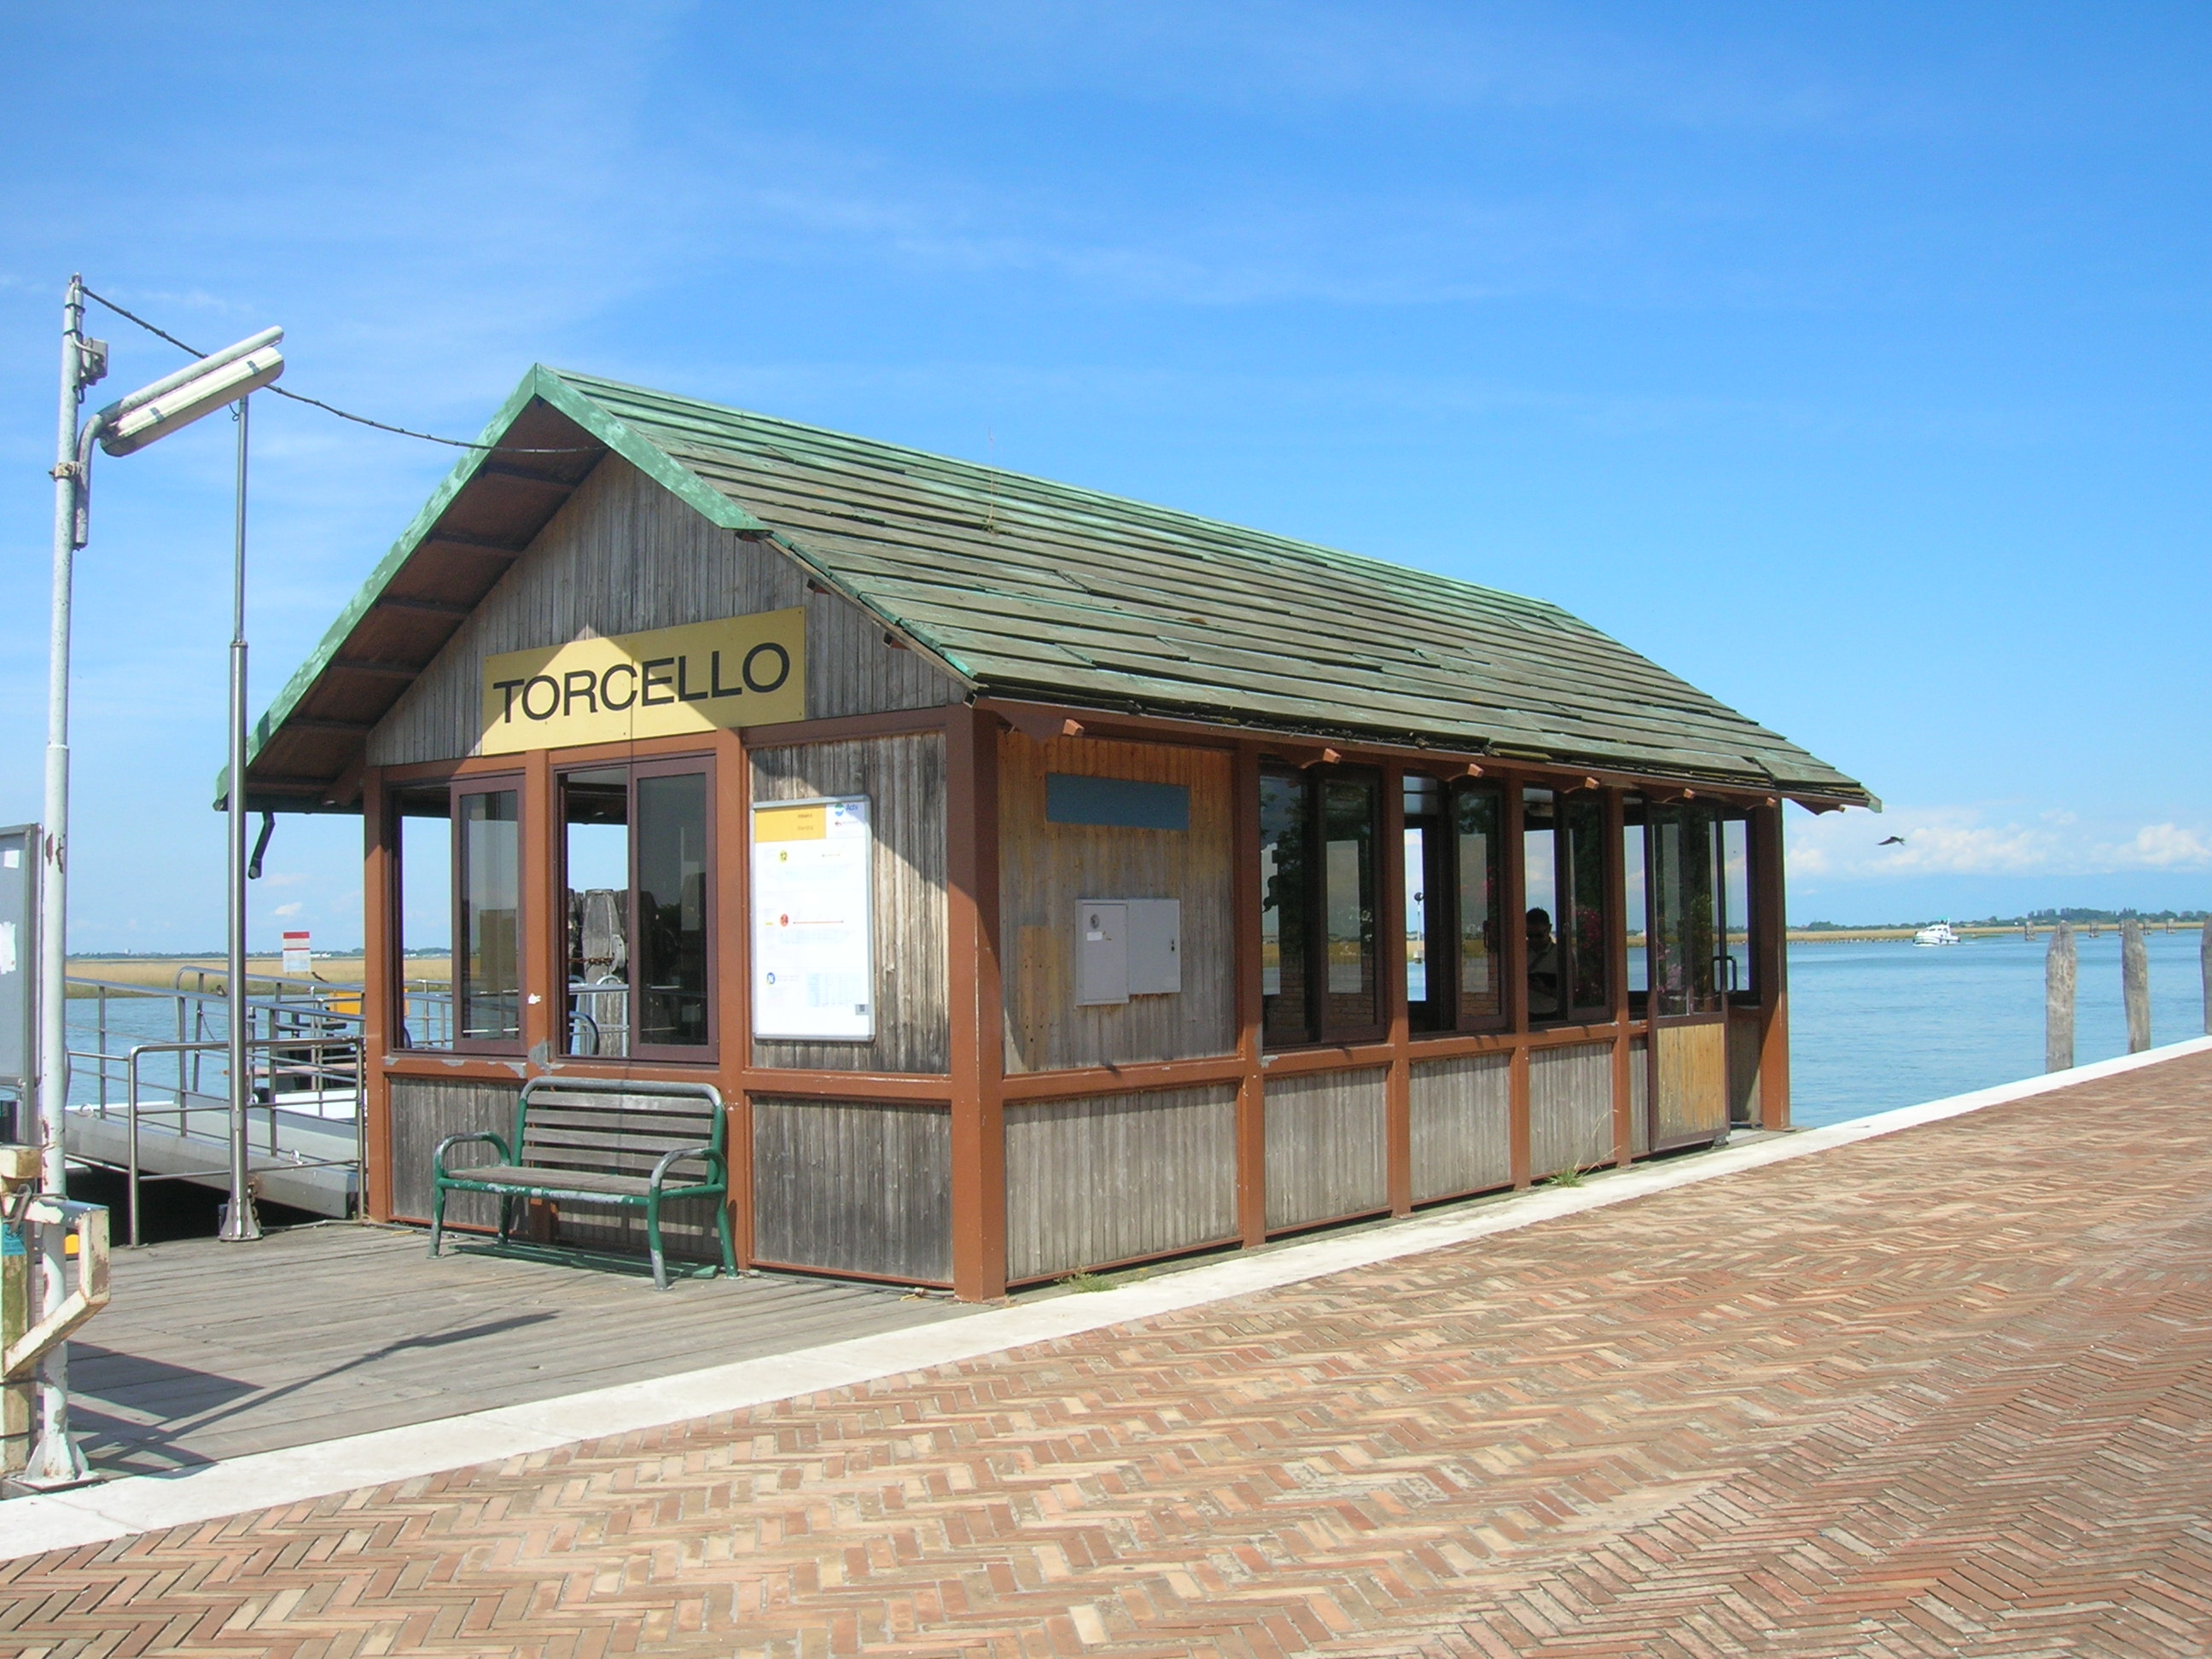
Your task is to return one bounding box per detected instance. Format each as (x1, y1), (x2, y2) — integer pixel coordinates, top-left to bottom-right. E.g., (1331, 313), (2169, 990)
(80, 286), (600, 454)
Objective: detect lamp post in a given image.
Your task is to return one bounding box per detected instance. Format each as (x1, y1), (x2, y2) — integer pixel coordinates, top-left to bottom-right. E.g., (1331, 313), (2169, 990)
(26, 276), (282, 1487)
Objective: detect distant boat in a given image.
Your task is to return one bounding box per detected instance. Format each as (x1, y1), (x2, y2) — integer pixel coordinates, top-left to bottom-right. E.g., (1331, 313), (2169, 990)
(1912, 922), (1963, 947)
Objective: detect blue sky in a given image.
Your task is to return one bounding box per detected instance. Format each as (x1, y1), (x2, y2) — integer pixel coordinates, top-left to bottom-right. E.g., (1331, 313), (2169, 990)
(3, 2), (2209, 946)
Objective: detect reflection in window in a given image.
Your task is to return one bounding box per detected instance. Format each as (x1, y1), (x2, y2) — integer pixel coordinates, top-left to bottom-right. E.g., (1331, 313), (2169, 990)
(563, 769), (630, 1057)
(394, 785), (453, 1050)
(1720, 815), (1753, 996)
(1648, 801), (1722, 1016)
(1623, 810), (1649, 997)
(1563, 796), (1610, 1012)
(636, 771), (710, 1047)
(1522, 789), (1562, 1021)
(1404, 776), (1448, 1031)
(457, 789), (521, 1044)
(1322, 777), (1378, 1029)
(1260, 771), (1309, 1045)
(562, 765), (712, 1056)
(1456, 783), (1504, 1025)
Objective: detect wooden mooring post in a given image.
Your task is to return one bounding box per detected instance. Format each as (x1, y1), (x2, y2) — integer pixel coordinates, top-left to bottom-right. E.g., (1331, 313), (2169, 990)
(2046, 921), (2075, 1073)
(2122, 918), (2151, 1054)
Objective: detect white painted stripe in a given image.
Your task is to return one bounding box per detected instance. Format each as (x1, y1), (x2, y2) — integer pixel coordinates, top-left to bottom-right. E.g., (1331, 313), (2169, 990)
(9, 1034), (2208, 1560)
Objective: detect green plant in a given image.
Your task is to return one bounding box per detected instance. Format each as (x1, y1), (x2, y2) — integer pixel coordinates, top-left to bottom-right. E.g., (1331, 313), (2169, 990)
(1059, 1270), (1113, 1293)
(1546, 1163), (1586, 1188)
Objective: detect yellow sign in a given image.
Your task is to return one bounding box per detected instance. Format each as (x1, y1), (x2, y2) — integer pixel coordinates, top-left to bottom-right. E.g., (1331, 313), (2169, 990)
(754, 804), (827, 841)
(480, 610), (805, 754)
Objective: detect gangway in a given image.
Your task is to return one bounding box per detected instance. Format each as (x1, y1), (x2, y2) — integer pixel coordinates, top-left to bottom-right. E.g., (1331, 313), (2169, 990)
(63, 970), (364, 1243)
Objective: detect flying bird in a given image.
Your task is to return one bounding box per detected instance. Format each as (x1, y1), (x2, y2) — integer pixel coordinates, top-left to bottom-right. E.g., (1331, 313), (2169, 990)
(1877, 835), (1907, 846)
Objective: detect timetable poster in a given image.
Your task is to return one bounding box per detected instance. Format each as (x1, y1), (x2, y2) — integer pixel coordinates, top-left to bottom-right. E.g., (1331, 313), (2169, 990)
(751, 795), (874, 1040)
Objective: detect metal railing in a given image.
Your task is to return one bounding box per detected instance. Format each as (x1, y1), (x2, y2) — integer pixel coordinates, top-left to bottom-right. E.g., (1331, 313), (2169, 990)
(65, 973), (364, 1245)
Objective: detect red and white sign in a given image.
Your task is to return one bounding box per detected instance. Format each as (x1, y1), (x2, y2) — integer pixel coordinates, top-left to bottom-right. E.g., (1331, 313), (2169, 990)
(282, 930), (311, 976)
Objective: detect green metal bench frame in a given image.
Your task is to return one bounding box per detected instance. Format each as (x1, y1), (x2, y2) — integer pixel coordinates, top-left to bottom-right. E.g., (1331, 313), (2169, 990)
(429, 1075), (733, 1289)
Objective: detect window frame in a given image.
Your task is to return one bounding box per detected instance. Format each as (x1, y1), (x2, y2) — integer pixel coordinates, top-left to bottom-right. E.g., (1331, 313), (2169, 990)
(556, 750), (719, 1064)
(449, 771), (527, 1057)
(1259, 763), (1388, 1049)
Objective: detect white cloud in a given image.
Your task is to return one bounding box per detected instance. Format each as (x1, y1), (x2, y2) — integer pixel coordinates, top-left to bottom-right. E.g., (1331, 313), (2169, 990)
(272, 901), (304, 918)
(1789, 805), (2212, 881)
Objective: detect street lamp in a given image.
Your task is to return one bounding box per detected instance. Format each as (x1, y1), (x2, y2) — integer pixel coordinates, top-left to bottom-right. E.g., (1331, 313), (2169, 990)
(26, 276), (282, 1488)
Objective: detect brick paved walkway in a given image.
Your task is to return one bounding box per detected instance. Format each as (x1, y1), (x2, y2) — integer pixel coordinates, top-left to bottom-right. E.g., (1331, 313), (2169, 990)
(9, 1053), (2212, 1656)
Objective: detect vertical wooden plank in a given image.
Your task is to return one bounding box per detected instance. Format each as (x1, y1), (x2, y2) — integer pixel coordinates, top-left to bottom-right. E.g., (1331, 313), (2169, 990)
(946, 707), (1005, 1300)
(1232, 742), (1266, 1248)
(360, 769), (394, 1221)
(1605, 788), (1632, 1167)
(521, 748), (556, 1067)
(1503, 783), (1531, 1187)
(1381, 763), (1412, 1215)
(1751, 802), (1791, 1130)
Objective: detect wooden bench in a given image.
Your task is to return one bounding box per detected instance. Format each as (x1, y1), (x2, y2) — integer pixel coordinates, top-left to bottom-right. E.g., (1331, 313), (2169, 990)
(429, 1076), (733, 1289)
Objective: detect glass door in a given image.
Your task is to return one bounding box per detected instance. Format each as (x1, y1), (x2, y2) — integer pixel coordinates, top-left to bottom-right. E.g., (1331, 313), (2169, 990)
(1644, 800), (1729, 1148)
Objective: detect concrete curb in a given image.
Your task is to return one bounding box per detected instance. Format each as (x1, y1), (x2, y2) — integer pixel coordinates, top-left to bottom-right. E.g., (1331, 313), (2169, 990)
(9, 1034), (2209, 1560)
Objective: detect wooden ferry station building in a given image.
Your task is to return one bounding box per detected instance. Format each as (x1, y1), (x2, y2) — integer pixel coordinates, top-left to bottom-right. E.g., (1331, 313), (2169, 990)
(241, 369), (1873, 1301)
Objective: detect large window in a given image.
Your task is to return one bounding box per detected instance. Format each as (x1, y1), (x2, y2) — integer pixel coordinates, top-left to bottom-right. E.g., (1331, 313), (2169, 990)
(561, 760), (713, 1057)
(1260, 767), (1382, 1045)
(393, 783), (455, 1050)
(1522, 788), (1610, 1024)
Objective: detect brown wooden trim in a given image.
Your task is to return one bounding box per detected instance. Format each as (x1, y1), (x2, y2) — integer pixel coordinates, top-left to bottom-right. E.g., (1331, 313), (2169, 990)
(361, 770), (395, 1222)
(741, 704), (952, 750)
(746, 1258), (955, 1292)
(946, 705), (1006, 1300)
(743, 1076), (955, 1103)
(1508, 1044), (1533, 1190)
(1381, 761), (1412, 1217)
(1606, 788), (1633, 1168)
(1000, 1055), (1247, 1102)
(1233, 742), (1267, 1249)
(1259, 1039), (1398, 1075)
(1752, 802), (1791, 1130)
(1005, 1232), (1243, 1290)
(521, 748), (556, 1064)
(1266, 1202), (1391, 1242)
(964, 696), (1818, 809)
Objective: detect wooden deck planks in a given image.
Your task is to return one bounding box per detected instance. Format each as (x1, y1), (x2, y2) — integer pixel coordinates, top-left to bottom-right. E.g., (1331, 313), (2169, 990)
(66, 1222), (981, 1476)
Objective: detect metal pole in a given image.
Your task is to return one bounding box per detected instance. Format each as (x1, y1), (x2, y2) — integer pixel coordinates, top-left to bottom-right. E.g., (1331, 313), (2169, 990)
(219, 397), (261, 1242)
(26, 276), (91, 1487)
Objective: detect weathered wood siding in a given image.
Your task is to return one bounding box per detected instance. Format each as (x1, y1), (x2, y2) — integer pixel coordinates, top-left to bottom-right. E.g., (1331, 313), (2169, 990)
(1655, 1021), (1729, 1147)
(368, 457), (960, 767)
(1408, 1051), (1511, 1202)
(998, 732), (1237, 1074)
(387, 1075), (521, 1226)
(1528, 1040), (1615, 1179)
(751, 734), (949, 1074)
(1264, 1067), (1388, 1232)
(750, 1097), (952, 1284)
(1004, 1086), (1238, 1283)
(1727, 1008), (1763, 1126)
(1630, 1034), (1651, 1157)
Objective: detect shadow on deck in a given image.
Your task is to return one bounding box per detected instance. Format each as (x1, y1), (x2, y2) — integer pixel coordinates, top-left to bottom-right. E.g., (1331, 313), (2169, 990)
(67, 1223), (983, 1476)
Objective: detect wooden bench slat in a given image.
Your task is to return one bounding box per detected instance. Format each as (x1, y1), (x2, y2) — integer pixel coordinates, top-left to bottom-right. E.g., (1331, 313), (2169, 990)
(520, 1126), (708, 1156)
(525, 1098), (717, 1124)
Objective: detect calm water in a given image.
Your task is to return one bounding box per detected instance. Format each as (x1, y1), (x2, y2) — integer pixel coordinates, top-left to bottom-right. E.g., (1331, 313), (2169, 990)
(1789, 930), (2208, 1127)
(59, 931), (2209, 1126)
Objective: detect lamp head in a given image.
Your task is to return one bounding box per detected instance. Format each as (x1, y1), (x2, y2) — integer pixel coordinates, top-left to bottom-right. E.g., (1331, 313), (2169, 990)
(96, 327), (284, 457)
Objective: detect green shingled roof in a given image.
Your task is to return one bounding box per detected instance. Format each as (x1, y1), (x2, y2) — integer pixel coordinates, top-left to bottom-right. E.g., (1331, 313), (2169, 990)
(242, 364), (1871, 806)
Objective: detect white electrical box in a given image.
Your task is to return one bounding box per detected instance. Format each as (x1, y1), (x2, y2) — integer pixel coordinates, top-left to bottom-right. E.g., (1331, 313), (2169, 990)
(1075, 898), (1180, 1005)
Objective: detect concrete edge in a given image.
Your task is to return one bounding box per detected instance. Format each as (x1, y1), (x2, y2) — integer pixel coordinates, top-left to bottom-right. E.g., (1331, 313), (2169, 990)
(9, 1034), (2209, 1559)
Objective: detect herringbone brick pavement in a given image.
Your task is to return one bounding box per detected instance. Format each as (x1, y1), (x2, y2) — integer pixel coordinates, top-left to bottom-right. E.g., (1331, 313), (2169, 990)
(9, 1054), (2212, 1657)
